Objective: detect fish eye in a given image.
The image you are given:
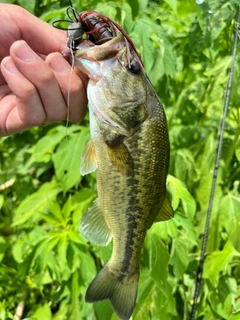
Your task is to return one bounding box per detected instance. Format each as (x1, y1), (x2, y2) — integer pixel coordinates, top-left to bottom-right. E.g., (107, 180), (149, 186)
(128, 59), (141, 74)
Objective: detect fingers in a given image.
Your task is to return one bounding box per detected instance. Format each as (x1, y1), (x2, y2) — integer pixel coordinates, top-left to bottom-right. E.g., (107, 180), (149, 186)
(1, 56), (47, 135)
(46, 52), (88, 123)
(0, 4), (68, 56)
(0, 40), (88, 136)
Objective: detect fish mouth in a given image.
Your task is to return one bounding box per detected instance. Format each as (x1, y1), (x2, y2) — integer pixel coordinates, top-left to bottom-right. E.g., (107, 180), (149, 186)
(74, 33), (125, 62)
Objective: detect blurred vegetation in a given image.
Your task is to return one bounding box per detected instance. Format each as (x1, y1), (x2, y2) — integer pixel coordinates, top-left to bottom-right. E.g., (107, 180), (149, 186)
(1, 0), (240, 319)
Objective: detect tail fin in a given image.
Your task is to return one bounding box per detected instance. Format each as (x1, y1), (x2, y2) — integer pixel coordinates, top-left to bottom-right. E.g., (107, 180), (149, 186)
(85, 264), (139, 320)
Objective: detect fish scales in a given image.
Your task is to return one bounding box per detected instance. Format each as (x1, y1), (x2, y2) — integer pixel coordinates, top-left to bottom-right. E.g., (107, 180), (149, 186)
(73, 31), (173, 320)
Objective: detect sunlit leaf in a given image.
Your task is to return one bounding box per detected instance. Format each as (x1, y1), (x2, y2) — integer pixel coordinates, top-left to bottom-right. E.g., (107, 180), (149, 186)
(52, 127), (90, 192)
(167, 175), (196, 220)
(80, 251), (97, 285)
(17, 0), (35, 13)
(174, 212), (197, 245)
(219, 193), (240, 250)
(203, 240), (240, 286)
(0, 195), (4, 209)
(170, 238), (189, 278)
(149, 234), (169, 283)
(0, 237), (7, 263)
(32, 303), (52, 320)
(27, 126), (79, 165)
(13, 179), (62, 226)
(70, 272), (81, 320)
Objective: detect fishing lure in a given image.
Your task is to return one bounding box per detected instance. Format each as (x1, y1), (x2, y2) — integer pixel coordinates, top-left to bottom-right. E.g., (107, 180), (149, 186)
(53, 2), (144, 71)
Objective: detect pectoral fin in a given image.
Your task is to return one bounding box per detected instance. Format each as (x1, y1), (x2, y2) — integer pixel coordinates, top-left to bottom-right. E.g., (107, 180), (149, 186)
(80, 139), (98, 176)
(80, 198), (112, 246)
(106, 137), (134, 175)
(154, 195), (174, 222)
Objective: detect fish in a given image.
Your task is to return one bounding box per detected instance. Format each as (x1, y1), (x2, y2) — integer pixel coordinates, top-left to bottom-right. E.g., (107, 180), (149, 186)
(70, 15), (174, 320)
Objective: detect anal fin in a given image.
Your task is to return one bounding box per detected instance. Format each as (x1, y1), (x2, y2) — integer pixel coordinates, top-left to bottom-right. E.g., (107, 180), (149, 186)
(80, 198), (112, 246)
(154, 194), (174, 222)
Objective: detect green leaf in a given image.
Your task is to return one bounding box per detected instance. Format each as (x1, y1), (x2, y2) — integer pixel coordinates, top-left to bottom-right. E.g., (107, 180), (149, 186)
(176, 0), (200, 17)
(151, 281), (176, 318)
(69, 273), (81, 320)
(126, 0), (139, 17)
(132, 19), (155, 74)
(167, 175), (196, 220)
(12, 238), (25, 263)
(57, 236), (70, 279)
(13, 179), (62, 226)
(94, 2), (118, 20)
(132, 269), (155, 319)
(80, 251), (97, 285)
(235, 134), (240, 161)
(34, 236), (60, 271)
(169, 238), (189, 278)
(72, 188), (97, 226)
(219, 193), (240, 250)
(174, 212), (197, 245)
(46, 251), (61, 283)
(149, 234), (170, 283)
(32, 303), (52, 320)
(208, 277), (234, 319)
(0, 195), (4, 209)
(0, 237), (7, 263)
(52, 127), (90, 192)
(49, 201), (64, 223)
(27, 126), (79, 165)
(94, 300), (113, 320)
(203, 240), (240, 286)
(17, 0), (36, 14)
(163, 0), (177, 11)
(133, 268), (175, 319)
(62, 196), (72, 221)
(229, 313), (240, 320)
(68, 230), (86, 245)
(52, 300), (68, 320)
(150, 215), (178, 241)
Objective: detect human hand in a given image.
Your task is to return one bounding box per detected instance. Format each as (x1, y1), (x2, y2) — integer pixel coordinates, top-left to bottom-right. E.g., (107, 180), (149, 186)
(0, 4), (88, 137)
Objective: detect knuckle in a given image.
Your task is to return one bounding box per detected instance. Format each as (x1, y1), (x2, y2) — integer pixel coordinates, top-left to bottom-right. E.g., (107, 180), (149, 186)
(38, 69), (55, 87)
(69, 76), (85, 96)
(48, 109), (67, 123)
(21, 112), (46, 127)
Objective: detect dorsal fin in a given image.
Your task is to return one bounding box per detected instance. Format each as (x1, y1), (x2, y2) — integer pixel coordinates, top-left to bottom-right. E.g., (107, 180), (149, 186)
(154, 195), (174, 222)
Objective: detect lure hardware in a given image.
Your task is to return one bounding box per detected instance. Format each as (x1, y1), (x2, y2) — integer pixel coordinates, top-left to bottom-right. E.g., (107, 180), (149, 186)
(67, 22), (84, 50)
(69, 11), (145, 73)
(67, 11), (116, 50)
(53, 1), (145, 70)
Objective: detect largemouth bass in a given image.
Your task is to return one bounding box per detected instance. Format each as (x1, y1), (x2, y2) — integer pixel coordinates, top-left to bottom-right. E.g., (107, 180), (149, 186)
(70, 12), (174, 320)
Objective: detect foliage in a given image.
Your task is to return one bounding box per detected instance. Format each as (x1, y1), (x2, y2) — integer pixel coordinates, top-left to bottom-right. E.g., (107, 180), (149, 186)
(1, 0), (240, 319)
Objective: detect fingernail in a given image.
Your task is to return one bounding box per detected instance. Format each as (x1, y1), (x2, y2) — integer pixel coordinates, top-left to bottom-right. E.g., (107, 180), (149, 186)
(50, 55), (71, 74)
(2, 57), (18, 74)
(15, 41), (36, 62)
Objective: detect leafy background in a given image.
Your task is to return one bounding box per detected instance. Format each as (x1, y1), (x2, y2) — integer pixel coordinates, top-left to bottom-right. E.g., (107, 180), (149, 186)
(0, 0), (240, 319)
